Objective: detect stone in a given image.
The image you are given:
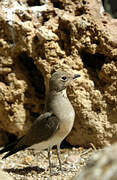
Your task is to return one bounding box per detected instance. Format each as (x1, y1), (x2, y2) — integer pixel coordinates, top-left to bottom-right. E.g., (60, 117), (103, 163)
(66, 154), (81, 164)
(72, 143), (117, 180)
(0, 0), (117, 147)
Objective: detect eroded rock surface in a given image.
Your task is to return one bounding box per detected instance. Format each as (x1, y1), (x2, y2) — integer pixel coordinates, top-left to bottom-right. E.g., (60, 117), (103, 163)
(0, 0), (117, 147)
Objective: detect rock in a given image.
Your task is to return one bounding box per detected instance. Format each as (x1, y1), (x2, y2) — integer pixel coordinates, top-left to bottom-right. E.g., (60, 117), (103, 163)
(72, 142), (117, 180)
(0, 170), (14, 180)
(0, 0), (117, 147)
(66, 154), (81, 164)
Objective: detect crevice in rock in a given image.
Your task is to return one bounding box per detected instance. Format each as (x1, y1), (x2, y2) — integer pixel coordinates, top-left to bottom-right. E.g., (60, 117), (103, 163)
(80, 51), (107, 89)
(27, 0), (41, 6)
(42, 10), (56, 25)
(61, 139), (73, 149)
(32, 36), (46, 59)
(18, 52), (45, 99)
(80, 51), (106, 70)
(0, 75), (5, 83)
(82, 0), (87, 5)
(42, 16), (49, 25)
(59, 38), (71, 56)
(75, 4), (86, 16)
(92, 106), (101, 113)
(51, 0), (64, 9)
(0, 75), (9, 86)
(57, 22), (71, 56)
(5, 132), (17, 145)
(75, 8), (85, 16)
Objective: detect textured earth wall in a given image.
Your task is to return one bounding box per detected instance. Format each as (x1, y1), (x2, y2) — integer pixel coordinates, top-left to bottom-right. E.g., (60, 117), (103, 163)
(0, 0), (117, 147)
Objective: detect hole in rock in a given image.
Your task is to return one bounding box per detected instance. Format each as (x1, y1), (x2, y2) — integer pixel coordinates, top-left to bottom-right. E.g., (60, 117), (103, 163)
(18, 52), (45, 99)
(27, 0), (41, 6)
(42, 16), (49, 25)
(80, 51), (108, 88)
(75, 8), (85, 16)
(80, 51), (106, 70)
(82, 0), (86, 5)
(51, 0), (64, 9)
(57, 23), (71, 56)
(92, 106), (101, 113)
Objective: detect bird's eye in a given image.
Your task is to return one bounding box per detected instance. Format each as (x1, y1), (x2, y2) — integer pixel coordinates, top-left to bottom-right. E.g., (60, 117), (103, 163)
(61, 76), (67, 81)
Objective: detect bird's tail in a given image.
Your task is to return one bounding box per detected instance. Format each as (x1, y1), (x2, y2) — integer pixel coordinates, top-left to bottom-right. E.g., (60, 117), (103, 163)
(0, 136), (27, 159)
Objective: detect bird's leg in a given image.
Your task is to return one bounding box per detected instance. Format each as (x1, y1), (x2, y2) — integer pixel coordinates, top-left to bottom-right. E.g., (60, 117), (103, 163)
(48, 148), (52, 175)
(56, 145), (62, 171)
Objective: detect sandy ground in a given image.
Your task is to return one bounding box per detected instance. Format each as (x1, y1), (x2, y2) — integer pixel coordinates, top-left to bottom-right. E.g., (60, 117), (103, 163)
(0, 146), (95, 180)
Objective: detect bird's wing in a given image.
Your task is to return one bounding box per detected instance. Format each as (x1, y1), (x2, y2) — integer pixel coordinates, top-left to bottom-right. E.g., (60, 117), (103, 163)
(0, 112), (59, 159)
(21, 112), (59, 146)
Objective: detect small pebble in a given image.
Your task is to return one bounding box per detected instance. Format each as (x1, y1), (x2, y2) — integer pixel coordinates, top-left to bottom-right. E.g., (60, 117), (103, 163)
(22, 156), (33, 165)
(66, 154), (81, 164)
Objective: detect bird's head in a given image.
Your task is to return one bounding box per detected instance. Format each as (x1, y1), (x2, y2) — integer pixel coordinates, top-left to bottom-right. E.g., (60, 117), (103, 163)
(49, 71), (80, 92)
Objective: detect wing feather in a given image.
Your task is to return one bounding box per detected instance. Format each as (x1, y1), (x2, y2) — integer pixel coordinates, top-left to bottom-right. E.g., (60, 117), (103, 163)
(0, 112), (59, 159)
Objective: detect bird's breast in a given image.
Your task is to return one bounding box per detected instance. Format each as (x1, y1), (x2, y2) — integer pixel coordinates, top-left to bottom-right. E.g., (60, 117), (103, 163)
(47, 94), (75, 138)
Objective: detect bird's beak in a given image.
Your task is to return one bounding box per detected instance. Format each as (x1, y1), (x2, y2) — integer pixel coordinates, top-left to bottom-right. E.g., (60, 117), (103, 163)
(73, 74), (80, 79)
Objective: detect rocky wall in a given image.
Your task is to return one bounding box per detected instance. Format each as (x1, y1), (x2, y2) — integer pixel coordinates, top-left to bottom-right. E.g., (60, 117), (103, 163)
(0, 0), (117, 147)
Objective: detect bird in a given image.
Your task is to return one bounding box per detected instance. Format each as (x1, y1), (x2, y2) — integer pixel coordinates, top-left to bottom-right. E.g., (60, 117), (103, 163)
(0, 70), (80, 174)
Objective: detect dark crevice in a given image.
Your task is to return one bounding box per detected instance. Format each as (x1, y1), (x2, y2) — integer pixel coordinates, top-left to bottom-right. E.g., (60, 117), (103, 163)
(57, 22), (71, 56)
(18, 52), (45, 99)
(60, 139), (73, 149)
(92, 106), (101, 113)
(5, 132), (17, 145)
(0, 75), (5, 83)
(32, 36), (46, 59)
(33, 35), (38, 43)
(51, 0), (64, 9)
(42, 16), (49, 25)
(80, 51), (106, 70)
(58, 38), (71, 56)
(75, 8), (85, 16)
(27, 0), (41, 6)
(75, 0), (87, 16)
(0, 75), (9, 86)
(30, 112), (40, 119)
(82, 0), (87, 5)
(59, 40), (65, 51)
(59, 21), (71, 35)
(42, 10), (56, 25)
(80, 51), (107, 89)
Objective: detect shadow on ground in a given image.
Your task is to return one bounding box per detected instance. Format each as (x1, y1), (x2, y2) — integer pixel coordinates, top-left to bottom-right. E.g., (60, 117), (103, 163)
(4, 166), (45, 175)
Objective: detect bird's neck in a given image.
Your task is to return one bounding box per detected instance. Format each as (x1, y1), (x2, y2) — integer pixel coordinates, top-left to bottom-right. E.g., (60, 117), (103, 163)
(45, 89), (68, 112)
(45, 88), (75, 124)
(48, 89), (67, 98)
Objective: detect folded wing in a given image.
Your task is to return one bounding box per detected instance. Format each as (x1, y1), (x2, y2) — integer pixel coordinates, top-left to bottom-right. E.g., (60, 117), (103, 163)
(0, 112), (59, 159)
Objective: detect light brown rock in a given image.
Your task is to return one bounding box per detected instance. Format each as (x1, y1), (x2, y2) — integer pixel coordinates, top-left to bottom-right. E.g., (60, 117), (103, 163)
(0, 0), (117, 147)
